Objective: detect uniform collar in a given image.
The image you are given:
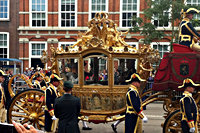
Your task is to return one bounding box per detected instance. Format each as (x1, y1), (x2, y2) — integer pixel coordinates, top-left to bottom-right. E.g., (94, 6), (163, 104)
(130, 85), (138, 93)
(183, 18), (190, 22)
(183, 91), (192, 97)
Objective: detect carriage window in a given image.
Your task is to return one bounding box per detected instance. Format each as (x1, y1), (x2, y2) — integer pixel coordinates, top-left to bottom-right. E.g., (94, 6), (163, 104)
(113, 58), (137, 85)
(83, 53), (108, 85)
(58, 58), (78, 84)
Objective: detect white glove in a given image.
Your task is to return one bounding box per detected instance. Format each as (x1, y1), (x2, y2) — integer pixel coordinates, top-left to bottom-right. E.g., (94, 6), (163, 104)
(189, 127), (195, 133)
(142, 116), (148, 123)
(51, 115), (57, 120)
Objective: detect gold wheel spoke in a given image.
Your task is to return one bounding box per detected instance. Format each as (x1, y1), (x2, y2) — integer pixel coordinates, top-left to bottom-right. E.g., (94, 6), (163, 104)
(12, 114), (29, 118)
(38, 116), (44, 121)
(38, 120), (45, 126)
(38, 112), (44, 117)
(24, 98), (32, 112)
(21, 118), (29, 124)
(36, 122), (41, 130)
(15, 103), (30, 115)
(37, 101), (44, 111)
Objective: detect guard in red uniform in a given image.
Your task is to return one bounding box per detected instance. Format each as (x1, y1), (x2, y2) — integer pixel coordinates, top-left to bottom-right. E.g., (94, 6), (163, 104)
(125, 73), (148, 133)
(179, 78), (200, 133)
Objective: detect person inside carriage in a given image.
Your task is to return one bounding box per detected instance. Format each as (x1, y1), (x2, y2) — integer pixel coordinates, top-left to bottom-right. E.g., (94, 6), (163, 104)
(179, 8), (200, 52)
(179, 78), (200, 133)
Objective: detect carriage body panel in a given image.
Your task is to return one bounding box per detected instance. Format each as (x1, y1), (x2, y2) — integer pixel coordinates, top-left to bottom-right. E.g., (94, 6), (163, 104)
(153, 43), (200, 91)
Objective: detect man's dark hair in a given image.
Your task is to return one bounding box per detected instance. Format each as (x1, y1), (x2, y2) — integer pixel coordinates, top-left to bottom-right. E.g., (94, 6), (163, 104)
(63, 81), (73, 92)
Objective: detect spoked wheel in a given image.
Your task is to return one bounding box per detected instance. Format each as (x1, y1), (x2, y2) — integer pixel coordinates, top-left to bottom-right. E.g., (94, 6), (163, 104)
(163, 110), (182, 133)
(8, 74), (33, 98)
(7, 89), (45, 130)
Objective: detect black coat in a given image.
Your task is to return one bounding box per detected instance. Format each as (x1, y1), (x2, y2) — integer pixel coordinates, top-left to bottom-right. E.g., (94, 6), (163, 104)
(54, 94), (81, 133)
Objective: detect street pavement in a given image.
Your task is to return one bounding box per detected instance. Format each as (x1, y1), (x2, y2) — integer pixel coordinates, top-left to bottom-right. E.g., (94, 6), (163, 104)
(79, 102), (165, 133)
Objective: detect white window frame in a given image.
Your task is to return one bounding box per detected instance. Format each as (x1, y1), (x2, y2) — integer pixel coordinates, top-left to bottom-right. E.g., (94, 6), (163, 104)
(88, 0), (109, 20)
(150, 42), (170, 58)
(0, 0), (9, 21)
(126, 42), (138, 49)
(29, 41), (47, 67)
(58, 0), (77, 28)
(0, 32), (9, 65)
(29, 0), (48, 28)
(58, 42), (75, 48)
(120, 0), (140, 28)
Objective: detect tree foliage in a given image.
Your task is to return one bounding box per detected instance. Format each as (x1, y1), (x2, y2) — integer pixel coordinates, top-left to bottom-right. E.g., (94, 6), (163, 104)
(130, 0), (190, 48)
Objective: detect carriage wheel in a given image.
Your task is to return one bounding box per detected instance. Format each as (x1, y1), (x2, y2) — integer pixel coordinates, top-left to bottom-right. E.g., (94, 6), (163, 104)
(7, 89), (45, 130)
(163, 110), (182, 133)
(8, 74), (33, 98)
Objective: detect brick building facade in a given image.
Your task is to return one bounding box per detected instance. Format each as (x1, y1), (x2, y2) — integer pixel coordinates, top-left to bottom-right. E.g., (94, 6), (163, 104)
(0, 0), (19, 66)
(17, 0), (200, 69)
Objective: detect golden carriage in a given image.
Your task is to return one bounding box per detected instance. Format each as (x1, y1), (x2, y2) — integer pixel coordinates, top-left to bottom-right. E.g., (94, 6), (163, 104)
(40, 12), (159, 124)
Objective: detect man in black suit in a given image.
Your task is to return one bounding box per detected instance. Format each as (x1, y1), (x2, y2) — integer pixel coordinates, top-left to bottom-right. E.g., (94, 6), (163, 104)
(54, 81), (81, 133)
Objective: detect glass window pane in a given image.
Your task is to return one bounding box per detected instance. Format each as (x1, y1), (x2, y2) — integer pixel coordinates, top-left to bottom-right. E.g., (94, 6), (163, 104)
(32, 50), (36, 55)
(61, 5), (65, 11)
(123, 0), (127, 3)
(37, 44), (40, 49)
(32, 13), (36, 19)
(32, 5), (36, 11)
(32, 44), (36, 49)
(102, 5), (105, 10)
(123, 5), (126, 10)
(71, 5), (75, 11)
(4, 41), (7, 46)
(41, 5), (45, 11)
(0, 41), (3, 46)
(66, 5), (70, 11)
(41, 44), (45, 49)
(0, 34), (3, 40)
(37, 5), (40, 11)
(37, 50), (40, 55)
(92, 5), (95, 10)
(97, 5), (100, 11)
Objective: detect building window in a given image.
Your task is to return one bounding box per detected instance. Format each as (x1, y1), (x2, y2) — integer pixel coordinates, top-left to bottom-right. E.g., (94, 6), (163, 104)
(58, 42), (74, 49)
(153, 12), (170, 27)
(31, 43), (45, 56)
(0, 0), (9, 20)
(89, 0), (108, 19)
(186, 0), (200, 20)
(30, 0), (47, 27)
(29, 42), (47, 68)
(60, 0), (76, 27)
(151, 42), (170, 58)
(0, 32), (9, 65)
(120, 0), (139, 27)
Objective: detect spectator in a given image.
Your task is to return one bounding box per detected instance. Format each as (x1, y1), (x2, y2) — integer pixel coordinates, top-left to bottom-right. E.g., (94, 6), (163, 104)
(13, 121), (44, 133)
(54, 81), (81, 133)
